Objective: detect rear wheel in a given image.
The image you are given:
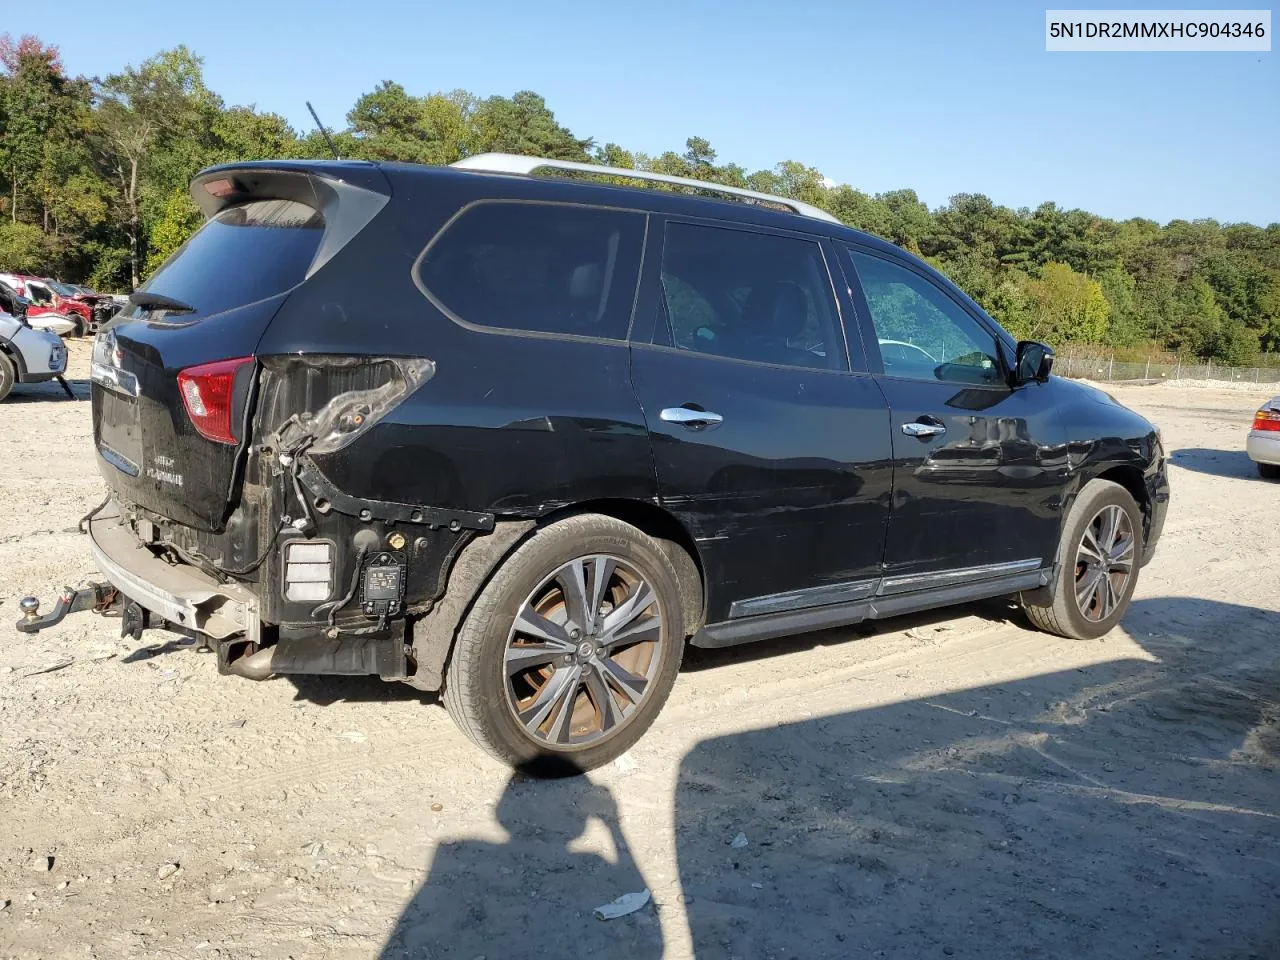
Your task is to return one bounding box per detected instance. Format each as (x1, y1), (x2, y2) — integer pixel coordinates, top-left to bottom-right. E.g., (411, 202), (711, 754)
(443, 514), (686, 773)
(1022, 479), (1142, 640)
(0, 352), (14, 401)
(1258, 462), (1280, 480)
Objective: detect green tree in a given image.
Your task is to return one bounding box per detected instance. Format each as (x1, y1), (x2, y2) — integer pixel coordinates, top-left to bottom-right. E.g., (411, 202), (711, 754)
(469, 91), (591, 160)
(145, 187), (201, 276)
(95, 47), (220, 286)
(1023, 262), (1111, 344)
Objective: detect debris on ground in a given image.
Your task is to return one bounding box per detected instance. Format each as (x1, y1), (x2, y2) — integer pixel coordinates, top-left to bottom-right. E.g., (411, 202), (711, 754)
(593, 889), (651, 920)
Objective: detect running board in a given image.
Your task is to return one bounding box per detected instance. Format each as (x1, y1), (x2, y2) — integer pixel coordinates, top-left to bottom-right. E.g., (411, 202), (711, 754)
(693, 565), (1053, 649)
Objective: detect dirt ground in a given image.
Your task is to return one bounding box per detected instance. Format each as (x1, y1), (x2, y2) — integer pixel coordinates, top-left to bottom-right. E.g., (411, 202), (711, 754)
(1, 343), (1277, 960)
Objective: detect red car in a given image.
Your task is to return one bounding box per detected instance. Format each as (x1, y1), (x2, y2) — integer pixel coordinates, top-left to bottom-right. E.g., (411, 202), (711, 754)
(0, 273), (92, 337)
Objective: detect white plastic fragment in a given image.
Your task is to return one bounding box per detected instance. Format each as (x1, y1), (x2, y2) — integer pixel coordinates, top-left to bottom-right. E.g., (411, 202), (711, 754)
(730, 832), (749, 849)
(593, 888), (651, 920)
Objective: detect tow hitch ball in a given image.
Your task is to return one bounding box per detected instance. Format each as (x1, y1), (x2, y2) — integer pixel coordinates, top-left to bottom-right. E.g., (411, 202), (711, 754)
(14, 582), (119, 634)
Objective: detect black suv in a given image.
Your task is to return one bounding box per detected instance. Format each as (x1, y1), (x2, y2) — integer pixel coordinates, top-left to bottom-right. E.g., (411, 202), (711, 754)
(33, 155), (1168, 770)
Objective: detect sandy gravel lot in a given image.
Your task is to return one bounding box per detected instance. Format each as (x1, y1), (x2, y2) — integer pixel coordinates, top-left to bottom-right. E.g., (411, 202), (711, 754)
(1, 343), (1277, 959)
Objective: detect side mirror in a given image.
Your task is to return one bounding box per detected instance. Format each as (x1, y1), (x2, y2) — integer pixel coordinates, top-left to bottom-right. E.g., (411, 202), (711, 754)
(1013, 340), (1054, 385)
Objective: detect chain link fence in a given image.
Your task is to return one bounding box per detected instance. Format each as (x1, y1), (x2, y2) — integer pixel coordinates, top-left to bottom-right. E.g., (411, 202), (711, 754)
(1056, 351), (1280, 385)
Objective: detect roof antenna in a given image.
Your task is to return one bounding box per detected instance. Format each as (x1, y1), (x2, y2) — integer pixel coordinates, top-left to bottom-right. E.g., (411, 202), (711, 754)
(307, 101), (341, 160)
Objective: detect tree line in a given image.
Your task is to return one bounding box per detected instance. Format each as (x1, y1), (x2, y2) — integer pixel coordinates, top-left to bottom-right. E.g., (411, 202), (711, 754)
(1, 35), (1277, 364)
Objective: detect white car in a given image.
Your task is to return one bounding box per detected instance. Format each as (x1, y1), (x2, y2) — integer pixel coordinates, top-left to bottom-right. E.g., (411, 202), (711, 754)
(0, 308), (68, 402)
(1247, 396), (1280, 479)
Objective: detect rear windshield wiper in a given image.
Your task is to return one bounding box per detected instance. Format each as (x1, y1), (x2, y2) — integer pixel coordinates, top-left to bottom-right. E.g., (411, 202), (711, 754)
(129, 292), (196, 313)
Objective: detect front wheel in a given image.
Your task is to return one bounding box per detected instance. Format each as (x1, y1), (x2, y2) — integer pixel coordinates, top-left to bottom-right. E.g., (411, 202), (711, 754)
(443, 514), (686, 774)
(0, 352), (14, 402)
(1023, 479), (1142, 640)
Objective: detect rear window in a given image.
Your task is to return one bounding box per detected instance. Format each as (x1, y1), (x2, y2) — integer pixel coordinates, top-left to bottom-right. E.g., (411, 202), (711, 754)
(139, 199), (324, 318)
(416, 201), (645, 340)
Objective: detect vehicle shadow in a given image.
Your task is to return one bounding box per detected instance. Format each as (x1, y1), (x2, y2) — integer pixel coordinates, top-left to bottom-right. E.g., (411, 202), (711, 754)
(673, 595), (1280, 959)
(285, 672), (437, 705)
(371, 595), (1279, 959)
(683, 597), (1019, 673)
(1168, 446), (1258, 479)
(380, 767), (663, 959)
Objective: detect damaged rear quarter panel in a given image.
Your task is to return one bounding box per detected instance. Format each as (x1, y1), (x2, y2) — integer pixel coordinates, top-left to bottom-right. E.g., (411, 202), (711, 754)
(256, 173), (659, 522)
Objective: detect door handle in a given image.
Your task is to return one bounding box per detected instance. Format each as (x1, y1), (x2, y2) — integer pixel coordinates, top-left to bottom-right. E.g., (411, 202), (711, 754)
(902, 420), (946, 438)
(660, 406), (724, 428)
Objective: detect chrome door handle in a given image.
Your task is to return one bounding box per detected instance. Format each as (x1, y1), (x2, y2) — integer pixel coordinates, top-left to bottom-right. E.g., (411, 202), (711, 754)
(660, 407), (724, 427)
(902, 421), (946, 438)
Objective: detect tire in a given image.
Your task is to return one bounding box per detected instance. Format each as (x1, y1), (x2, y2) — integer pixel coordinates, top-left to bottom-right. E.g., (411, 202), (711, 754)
(1022, 479), (1142, 640)
(0, 352), (14, 401)
(443, 514), (687, 774)
(1258, 462), (1280, 480)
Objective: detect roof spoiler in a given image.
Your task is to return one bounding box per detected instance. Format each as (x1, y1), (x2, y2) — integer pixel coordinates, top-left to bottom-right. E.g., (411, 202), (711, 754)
(189, 163), (392, 280)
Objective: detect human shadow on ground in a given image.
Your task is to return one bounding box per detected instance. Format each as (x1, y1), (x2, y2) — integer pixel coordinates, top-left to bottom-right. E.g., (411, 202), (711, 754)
(1169, 446), (1261, 479)
(380, 768), (663, 959)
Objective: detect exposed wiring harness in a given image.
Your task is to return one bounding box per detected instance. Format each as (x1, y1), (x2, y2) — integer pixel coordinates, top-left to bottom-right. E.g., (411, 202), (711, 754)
(78, 496), (111, 534)
(311, 545), (367, 628)
(205, 430), (317, 580)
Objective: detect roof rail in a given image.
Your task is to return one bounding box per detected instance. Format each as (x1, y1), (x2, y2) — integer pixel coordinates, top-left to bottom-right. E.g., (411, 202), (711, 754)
(450, 153), (841, 224)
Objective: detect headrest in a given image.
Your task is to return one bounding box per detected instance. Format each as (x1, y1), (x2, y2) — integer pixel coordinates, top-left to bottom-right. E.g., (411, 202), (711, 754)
(741, 282), (807, 339)
(569, 263), (602, 299)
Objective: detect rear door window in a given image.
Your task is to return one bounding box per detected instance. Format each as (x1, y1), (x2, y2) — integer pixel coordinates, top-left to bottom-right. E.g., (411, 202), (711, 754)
(416, 201), (645, 340)
(656, 222), (847, 371)
(139, 199), (324, 319)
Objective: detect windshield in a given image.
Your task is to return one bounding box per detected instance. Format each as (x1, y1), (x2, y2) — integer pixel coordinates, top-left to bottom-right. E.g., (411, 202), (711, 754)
(45, 280), (77, 297)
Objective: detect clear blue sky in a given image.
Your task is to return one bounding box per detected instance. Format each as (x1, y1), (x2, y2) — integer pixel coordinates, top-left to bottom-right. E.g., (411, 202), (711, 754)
(3, 0), (1277, 224)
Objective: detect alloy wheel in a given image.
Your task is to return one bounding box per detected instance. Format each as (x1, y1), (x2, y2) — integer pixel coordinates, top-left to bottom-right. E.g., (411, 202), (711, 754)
(1074, 504), (1135, 622)
(503, 555), (665, 748)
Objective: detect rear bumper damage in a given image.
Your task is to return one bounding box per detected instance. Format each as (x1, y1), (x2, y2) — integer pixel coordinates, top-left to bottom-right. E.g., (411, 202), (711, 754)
(88, 504), (263, 643)
(12, 500), (527, 687)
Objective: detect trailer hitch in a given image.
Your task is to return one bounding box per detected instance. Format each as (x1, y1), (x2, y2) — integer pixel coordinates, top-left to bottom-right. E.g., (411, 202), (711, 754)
(15, 582), (119, 634)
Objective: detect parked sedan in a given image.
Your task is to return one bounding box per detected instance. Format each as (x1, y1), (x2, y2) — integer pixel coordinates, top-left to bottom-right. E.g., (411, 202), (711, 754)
(1247, 397), (1280, 479)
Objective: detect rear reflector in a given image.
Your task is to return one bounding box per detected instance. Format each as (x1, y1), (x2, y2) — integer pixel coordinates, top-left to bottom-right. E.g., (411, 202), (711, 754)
(1253, 409), (1280, 433)
(177, 357), (254, 444)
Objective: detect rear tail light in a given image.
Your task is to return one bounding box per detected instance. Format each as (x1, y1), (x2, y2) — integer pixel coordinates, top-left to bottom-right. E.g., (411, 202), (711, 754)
(177, 357), (254, 444)
(1252, 409), (1280, 433)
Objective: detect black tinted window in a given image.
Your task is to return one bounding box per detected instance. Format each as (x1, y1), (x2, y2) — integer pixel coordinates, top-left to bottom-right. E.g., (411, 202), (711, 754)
(658, 223), (846, 371)
(419, 202), (645, 340)
(845, 249), (1001, 386)
(139, 199), (324, 319)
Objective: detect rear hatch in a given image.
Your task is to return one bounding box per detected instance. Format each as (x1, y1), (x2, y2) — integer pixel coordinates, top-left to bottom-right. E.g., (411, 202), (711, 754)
(92, 162), (390, 532)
